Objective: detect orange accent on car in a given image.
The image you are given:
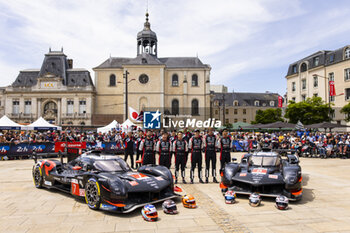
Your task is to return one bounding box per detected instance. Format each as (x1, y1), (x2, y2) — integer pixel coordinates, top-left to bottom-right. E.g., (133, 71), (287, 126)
(101, 185), (111, 192)
(220, 182), (228, 189)
(105, 200), (126, 207)
(72, 166), (82, 170)
(220, 172), (223, 177)
(43, 160), (56, 176)
(291, 188), (303, 196)
(298, 176), (303, 183)
(174, 186), (183, 192)
(130, 173), (148, 179)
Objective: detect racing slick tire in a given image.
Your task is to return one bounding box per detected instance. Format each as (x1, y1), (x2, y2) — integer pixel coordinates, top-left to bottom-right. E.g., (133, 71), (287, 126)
(33, 166), (43, 188)
(85, 178), (101, 210)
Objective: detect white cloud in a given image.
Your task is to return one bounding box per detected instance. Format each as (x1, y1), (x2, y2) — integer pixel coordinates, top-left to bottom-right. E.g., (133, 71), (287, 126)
(0, 0), (349, 96)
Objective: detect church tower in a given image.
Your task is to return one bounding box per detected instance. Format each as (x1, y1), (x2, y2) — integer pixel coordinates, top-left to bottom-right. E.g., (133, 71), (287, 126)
(137, 12), (158, 56)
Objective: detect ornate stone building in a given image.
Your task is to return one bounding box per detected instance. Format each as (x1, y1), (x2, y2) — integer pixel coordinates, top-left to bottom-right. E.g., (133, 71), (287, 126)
(2, 49), (95, 125)
(93, 12), (211, 125)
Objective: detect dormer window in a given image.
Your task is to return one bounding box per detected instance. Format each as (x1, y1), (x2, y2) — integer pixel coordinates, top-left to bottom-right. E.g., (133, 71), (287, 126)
(292, 65), (297, 73)
(233, 100), (238, 106)
(313, 56), (319, 66)
(345, 47), (350, 59)
(254, 101), (259, 106)
(142, 58), (147, 64)
(300, 63), (307, 72)
(270, 101), (275, 106)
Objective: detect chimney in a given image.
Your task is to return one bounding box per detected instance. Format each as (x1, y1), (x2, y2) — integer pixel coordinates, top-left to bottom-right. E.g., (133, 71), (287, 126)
(68, 59), (73, 69)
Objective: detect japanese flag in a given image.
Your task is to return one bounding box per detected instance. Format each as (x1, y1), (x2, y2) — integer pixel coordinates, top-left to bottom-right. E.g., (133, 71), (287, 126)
(129, 107), (139, 121)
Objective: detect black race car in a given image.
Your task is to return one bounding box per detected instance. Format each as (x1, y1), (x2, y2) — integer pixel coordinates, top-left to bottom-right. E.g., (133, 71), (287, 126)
(32, 150), (178, 213)
(221, 150), (302, 201)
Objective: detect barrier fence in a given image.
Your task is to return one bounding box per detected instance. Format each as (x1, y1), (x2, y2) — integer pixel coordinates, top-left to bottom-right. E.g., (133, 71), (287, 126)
(0, 142), (124, 158)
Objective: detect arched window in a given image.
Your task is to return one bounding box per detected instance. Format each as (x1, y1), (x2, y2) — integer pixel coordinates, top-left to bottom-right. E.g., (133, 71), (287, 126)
(191, 99), (199, 115)
(172, 74), (179, 86)
(300, 63), (307, 72)
(345, 47), (350, 59)
(109, 74), (116, 86)
(254, 100), (260, 106)
(191, 74), (198, 86)
(171, 99), (179, 115)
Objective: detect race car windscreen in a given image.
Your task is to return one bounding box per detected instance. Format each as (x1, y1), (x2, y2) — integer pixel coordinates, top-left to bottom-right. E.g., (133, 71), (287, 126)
(93, 160), (130, 172)
(249, 156), (279, 166)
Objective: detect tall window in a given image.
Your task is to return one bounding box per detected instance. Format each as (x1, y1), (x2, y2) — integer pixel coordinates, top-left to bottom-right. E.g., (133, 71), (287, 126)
(225, 109), (229, 114)
(171, 99), (179, 115)
(234, 109), (238, 114)
(292, 97), (296, 102)
(234, 118), (238, 123)
(109, 74), (116, 86)
(191, 74), (198, 86)
(243, 118), (247, 123)
(329, 72), (334, 81)
(79, 100), (86, 114)
(12, 100), (19, 114)
(313, 76), (318, 87)
(302, 95), (306, 101)
(345, 48), (350, 59)
(301, 63), (307, 72)
(172, 74), (179, 86)
(329, 54), (335, 63)
(345, 68), (350, 81)
(243, 109), (246, 114)
(302, 79), (306, 89)
(313, 56), (319, 66)
(292, 82), (296, 92)
(24, 100), (31, 114)
(346, 88), (350, 100)
(292, 65), (297, 73)
(191, 99), (199, 115)
(67, 100), (74, 115)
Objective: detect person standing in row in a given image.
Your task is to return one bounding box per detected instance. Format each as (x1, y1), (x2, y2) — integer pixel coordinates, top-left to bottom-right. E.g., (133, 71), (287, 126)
(156, 132), (172, 169)
(135, 130), (144, 168)
(218, 129), (232, 172)
(203, 128), (218, 183)
(139, 130), (156, 165)
(123, 131), (135, 169)
(189, 129), (204, 184)
(173, 131), (188, 184)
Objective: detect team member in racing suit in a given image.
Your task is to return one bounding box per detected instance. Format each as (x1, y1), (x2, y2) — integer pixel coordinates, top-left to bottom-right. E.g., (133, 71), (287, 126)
(139, 130), (156, 165)
(173, 131), (188, 184)
(188, 129), (204, 184)
(218, 129), (232, 172)
(203, 128), (218, 183)
(169, 130), (177, 165)
(123, 131), (135, 168)
(135, 130), (144, 168)
(156, 132), (172, 169)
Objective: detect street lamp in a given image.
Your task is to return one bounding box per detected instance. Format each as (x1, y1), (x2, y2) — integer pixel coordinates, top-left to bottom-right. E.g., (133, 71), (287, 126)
(118, 70), (135, 121)
(312, 74), (332, 120)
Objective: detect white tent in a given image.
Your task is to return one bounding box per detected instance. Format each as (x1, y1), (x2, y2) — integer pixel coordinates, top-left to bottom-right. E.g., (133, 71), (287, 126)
(121, 119), (136, 132)
(0, 115), (23, 130)
(26, 117), (62, 131)
(97, 120), (119, 134)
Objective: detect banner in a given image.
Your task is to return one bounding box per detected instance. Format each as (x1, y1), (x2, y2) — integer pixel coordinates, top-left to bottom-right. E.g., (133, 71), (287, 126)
(329, 81), (336, 97)
(278, 96), (283, 108)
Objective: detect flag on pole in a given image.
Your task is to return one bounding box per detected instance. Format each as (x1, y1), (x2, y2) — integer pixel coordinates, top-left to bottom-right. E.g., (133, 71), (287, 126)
(136, 111), (144, 122)
(278, 96), (283, 108)
(129, 107), (139, 121)
(329, 81), (336, 96)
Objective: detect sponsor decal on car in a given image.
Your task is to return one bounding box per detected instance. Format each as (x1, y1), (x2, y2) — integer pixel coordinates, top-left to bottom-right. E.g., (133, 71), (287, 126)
(100, 204), (117, 211)
(268, 174), (278, 179)
(129, 181), (139, 186)
(239, 173), (247, 177)
(71, 179), (80, 196)
(44, 181), (52, 186)
(252, 168), (267, 175)
(155, 176), (164, 181)
(130, 173), (149, 180)
(79, 189), (85, 197)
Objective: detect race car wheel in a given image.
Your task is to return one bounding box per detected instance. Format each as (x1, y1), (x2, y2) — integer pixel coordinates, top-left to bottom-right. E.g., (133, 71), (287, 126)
(33, 167), (43, 188)
(85, 178), (101, 210)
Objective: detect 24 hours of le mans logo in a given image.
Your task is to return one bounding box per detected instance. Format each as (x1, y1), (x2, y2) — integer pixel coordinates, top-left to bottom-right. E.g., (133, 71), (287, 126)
(143, 110), (161, 129)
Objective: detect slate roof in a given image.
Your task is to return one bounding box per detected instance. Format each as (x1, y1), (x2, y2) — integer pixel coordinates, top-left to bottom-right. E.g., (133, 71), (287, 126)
(11, 50), (94, 88)
(95, 55), (210, 69)
(286, 45), (350, 76)
(213, 92), (279, 107)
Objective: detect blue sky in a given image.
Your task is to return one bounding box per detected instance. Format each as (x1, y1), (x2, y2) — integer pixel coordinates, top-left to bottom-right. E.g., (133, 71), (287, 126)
(0, 0), (350, 96)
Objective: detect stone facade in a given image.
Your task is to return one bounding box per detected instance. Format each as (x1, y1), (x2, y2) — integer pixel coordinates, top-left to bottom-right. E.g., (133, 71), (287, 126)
(0, 49), (95, 126)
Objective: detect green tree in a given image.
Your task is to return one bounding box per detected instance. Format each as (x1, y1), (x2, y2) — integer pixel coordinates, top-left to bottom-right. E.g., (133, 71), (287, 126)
(252, 108), (283, 124)
(285, 96), (332, 125)
(340, 103), (350, 122)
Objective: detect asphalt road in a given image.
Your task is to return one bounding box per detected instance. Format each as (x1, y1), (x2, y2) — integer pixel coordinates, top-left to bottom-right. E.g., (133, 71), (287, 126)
(1, 153), (350, 233)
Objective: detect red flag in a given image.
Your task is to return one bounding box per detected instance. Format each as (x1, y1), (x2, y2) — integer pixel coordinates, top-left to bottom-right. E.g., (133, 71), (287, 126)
(278, 96), (283, 108)
(329, 81), (336, 96)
